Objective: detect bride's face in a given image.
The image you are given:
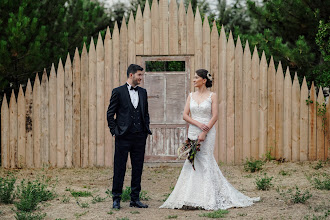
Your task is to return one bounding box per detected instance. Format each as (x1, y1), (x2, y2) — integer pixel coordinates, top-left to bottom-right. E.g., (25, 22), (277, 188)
(193, 74), (206, 88)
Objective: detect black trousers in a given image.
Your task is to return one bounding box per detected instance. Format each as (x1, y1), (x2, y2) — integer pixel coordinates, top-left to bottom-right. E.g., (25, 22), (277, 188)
(112, 132), (147, 201)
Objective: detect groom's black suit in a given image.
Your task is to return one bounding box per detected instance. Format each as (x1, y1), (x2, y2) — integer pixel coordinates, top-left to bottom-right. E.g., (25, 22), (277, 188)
(107, 83), (152, 202)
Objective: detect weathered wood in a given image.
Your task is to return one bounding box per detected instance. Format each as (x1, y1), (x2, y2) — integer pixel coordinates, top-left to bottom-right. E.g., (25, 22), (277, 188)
(25, 79), (33, 167)
(33, 75), (41, 168)
(135, 5), (144, 55)
(57, 59), (65, 168)
(267, 57), (276, 157)
(9, 90), (18, 168)
(226, 32), (235, 164)
(73, 48), (81, 167)
(283, 68), (292, 161)
(275, 62), (284, 159)
(169, 0), (178, 54)
(128, 12), (136, 65)
(159, 0), (169, 55)
(259, 51), (268, 159)
(291, 73), (300, 161)
(151, 0), (159, 55)
(325, 102), (330, 160)
(89, 38), (97, 167)
(113, 22), (120, 89)
(234, 36), (243, 164)
(17, 85), (26, 167)
(189, 55), (195, 92)
(251, 47), (259, 159)
(300, 77), (308, 161)
(316, 87), (325, 160)
(81, 43), (89, 168)
(143, 1), (151, 55)
(202, 16), (210, 71)
(242, 41), (251, 161)
(218, 26), (227, 163)
(1, 95), (9, 168)
(308, 82), (317, 160)
(96, 33), (105, 167)
(49, 64), (57, 167)
(194, 7), (203, 70)
(120, 17), (128, 84)
(186, 2), (194, 55)
(178, 0), (186, 54)
(40, 70), (49, 166)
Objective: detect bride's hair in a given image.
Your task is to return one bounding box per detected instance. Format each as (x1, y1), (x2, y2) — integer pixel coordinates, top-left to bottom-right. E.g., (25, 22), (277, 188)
(196, 69), (213, 88)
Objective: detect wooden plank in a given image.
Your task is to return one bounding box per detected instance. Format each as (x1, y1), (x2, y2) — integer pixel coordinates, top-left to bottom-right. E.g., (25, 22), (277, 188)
(151, 0), (159, 55)
(104, 27), (113, 167)
(17, 85), (26, 167)
(186, 2), (194, 55)
(120, 17), (128, 85)
(40, 70), (49, 166)
(73, 48), (81, 167)
(96, 33), (105, 167)
(308, 82), (317, 160)
(143, 1), (151, 55)
(194, 7), (203, 70)
(267, 57), (276, 157)
(159, 0), (169, 55)
(325, 102), (329, 160)
(81, 43), (89, 168)
(128, 12), (136, 65)
(57, 59), (65, 167)
(135, 5), (144, 55)
(65, 54), (73, 167)
(283, 68), (292, 161)
(226, 31), (235, 164)
(25, 79), (33, 167)
(49, 64), (57, 167)
(291, 73), (300, 161)
(259, 51), (267, 159)
(275, 62), (284, 159)
(218, 25), (227, 163)
(316, 87), (325, 160)
(89, 37), (97, 167)
(189, 55), (195, 92)
(251, 46), (259, 159)
(242, 40), (251, 161)
(33, 75), (41, 168)
(169, 0), (178, 54)
(178, 0), (186, 54)
(1, 95), (9, 168)
(235, 36), (243, 164)
(9, 90), (18, 168)
(113, 22), (120, 88)
(202, 16), (210, 71)
(300, 77), (308, 161)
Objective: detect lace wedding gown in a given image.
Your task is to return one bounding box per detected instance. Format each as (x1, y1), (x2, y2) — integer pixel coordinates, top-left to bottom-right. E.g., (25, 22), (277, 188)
(160, 93), (260, 210)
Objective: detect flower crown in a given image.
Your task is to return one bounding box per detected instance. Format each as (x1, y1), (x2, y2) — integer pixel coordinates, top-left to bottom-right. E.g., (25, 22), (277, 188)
(206, 72), (213, 81)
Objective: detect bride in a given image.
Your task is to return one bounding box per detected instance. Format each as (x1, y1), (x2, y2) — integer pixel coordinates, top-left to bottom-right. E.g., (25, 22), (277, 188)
(160, 69), (260, 210)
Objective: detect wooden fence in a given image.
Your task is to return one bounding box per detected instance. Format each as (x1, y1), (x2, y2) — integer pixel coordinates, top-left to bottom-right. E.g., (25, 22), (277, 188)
(1, 0), (329, 168)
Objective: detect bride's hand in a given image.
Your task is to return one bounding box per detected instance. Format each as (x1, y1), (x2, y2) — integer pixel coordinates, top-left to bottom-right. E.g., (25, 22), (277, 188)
(198, 123), (210, 132)
(198, 132), (206, 143)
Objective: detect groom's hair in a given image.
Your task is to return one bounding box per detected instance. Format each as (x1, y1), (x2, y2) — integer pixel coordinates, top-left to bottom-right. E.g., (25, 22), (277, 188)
(127, 64), (144, 78)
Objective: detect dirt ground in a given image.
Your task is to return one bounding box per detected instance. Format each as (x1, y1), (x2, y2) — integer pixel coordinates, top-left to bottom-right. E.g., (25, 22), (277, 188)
(0, 161), (329, 220)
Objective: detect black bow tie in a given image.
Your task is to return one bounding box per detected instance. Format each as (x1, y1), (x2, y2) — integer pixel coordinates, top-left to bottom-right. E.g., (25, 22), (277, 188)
(130, 86), (138, 91)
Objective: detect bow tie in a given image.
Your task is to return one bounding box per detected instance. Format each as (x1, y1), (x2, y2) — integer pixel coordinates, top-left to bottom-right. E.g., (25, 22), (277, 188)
(130, 86), (138, 91)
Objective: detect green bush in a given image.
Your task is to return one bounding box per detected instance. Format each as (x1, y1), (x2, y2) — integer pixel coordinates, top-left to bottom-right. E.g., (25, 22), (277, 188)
(277, 186), (312, 204)
(255, 173), (273, 191)
(313, 176), (330, 190)
(15, 211), (46, 220)
(0, 175), (16, 204)
(244, 158), (264, 173)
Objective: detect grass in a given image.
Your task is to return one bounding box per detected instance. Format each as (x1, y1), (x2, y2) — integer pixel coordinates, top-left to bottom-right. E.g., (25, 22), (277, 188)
(166, 215), (178, 219)
(0, 175), (16, 204)
(14, 211), (46, 220)
(312, 175), (330, 190)
(74, 211), (88, 219)
(199, 210), (229, 218)
(279, 170), (291, 176)
(277, 186), (312, 204)
(244, 158), (264, 173)
(313, 161), (324, 170)
(130, 211), (140, 214)
(68, 189), (92, 197)
(61, 195), (70, 203)
(255, 173), (273, 191)
(91, 195), (107, 203)
(106, 187), (150, 202)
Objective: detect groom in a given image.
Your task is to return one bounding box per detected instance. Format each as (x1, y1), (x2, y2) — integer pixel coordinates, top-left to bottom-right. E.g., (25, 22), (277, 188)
(107, 64), (152, 209)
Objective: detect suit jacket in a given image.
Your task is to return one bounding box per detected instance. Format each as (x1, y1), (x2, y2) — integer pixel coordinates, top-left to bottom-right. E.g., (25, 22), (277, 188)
(107, 84), (152, 137)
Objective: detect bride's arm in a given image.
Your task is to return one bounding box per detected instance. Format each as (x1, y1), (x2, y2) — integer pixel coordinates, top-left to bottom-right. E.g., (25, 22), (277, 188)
(205, 93), (218, 132)
(183, 95), (203, 128)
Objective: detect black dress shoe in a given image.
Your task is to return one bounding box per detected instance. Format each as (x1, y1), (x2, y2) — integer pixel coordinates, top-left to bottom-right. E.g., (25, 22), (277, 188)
(113, 200), (121, 209)
(130, 200), (148, 208)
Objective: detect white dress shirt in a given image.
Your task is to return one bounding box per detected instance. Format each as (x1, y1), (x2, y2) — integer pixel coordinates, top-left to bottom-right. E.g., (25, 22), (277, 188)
(127, 82), (139, 109)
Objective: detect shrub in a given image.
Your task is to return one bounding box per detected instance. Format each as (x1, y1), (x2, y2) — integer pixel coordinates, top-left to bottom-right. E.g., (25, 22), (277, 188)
(255, 173), (273, 191)
(0, 175), (16, 204)
(244, 158), (264, 173)
(313, 161), (324, 170)
(277, 186), (312, 204)
(15, 211), (46, 220)
(313, 176), (330, 190)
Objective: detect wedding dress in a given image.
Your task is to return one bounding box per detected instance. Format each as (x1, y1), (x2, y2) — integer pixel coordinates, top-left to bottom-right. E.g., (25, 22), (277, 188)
(160, 92), (260, 210)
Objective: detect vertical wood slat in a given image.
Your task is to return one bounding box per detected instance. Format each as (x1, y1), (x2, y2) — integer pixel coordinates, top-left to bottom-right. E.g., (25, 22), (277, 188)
(316, 87), (325, 160)
(300, 77), (308, 161)
(96, 33), (105, 167)
(120, 17), (128, 84)
(81, 44), (89, 168)
(25, 79), (33, 167)
(159, 0), (169, 55)
(151, 0), (159, 55)
(325, 102), (330, 160)
(143, 1), (151, 55)
(73, 48), (81, 167)
(218, 26), (227, 163)
(178, 0), (186, 54)
(57, 60), (65, 168)
(202, 16), (210, 71)
(186, 2), (194, 55)
(17, 85), (26, 167)
(275, 62), (284, 159)
(41, 71), (49, 166)
(65, 54), (73, 167)
(259, 51), (267, 159)
(308, 82), (317, 160)
(89, 38), (97, 167)
(128, 12), (136, 65)
(242, 41), (251, 160)
(226, 32), (235, 164)
(49, 64), (57, 167)
(112, 23), (120, 89)
(283, 68), (292, 161)
(104, 27), (113, 167)
(9, 90), (18, 168)
(33, 75), (41, 168)
(194, 7), (203, 70)
(169, 0), (178, 54)
(1, 95), (9, 168)
(135, 5), (144, 55)
(234, 36), (243, 164)
(292, 73), (300, 161)
(267, 57), (276, 157)
(251, 47), (259, 159)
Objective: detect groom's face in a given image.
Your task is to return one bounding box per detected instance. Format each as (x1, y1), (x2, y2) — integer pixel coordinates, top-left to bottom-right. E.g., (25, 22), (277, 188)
(131, 70), (143, 86)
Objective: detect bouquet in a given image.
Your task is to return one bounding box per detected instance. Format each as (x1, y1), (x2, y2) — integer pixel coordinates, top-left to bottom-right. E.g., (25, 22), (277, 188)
(177, 138), (200, 170)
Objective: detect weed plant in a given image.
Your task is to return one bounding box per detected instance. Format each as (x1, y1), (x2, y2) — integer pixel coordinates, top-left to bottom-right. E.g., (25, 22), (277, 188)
(279, 170), (290, 176)
(106, 187), (150, 202)
(91, 195), (106, 203)
(199, 209), (229, 218)
(0, 175), (16, 204)
(244, 158), (264, 173)
(255, 173), (273, 191)
(312, 175), (330, 190)
(167, 215), (178, 219)
(277, 186), (312, 204)
(15, 211), (46, 220)
(313, 161), (324, 170)
(69, 189), (92, 197)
